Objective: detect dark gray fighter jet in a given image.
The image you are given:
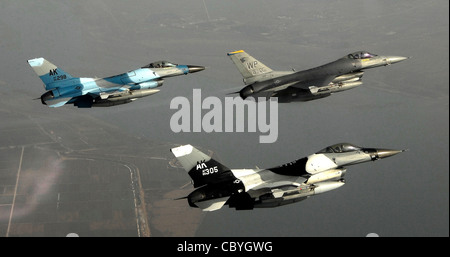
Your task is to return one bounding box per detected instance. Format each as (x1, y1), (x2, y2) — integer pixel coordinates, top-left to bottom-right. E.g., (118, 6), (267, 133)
(227, 50), (408, 102)
(171, 143), (405, 211)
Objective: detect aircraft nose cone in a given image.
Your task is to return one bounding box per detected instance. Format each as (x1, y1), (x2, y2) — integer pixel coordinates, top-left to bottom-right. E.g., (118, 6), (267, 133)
(376, 149), (406, 159)
(387, 56), (409, 64)
(187, 65), (206, 73)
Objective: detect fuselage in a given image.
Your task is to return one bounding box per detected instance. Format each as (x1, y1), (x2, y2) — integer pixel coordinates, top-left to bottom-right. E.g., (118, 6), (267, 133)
(29, 57), (205, 108)
(45, 66), (186, 98)
(239, 52), (408, 100)
(185, 143), (404, 210)
(241, 57), (358, 96)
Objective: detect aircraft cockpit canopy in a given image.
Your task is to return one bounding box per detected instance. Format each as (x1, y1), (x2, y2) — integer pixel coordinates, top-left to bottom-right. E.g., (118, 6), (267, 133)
(317, 143), (362, 154)
(347, 51), (377, 59)
(142, 61), (178, 69)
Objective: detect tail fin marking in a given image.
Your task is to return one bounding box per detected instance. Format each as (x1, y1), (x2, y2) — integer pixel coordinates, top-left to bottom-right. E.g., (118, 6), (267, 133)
(227, 50), (273, 84)
(28, 58), (74, 90)
(171, 144), (234, 188)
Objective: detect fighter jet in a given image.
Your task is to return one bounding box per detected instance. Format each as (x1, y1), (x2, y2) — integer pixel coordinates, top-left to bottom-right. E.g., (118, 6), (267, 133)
(171, 143), (405, 211)
(27, 58), (205, 108)
(227, 50), (408, 102)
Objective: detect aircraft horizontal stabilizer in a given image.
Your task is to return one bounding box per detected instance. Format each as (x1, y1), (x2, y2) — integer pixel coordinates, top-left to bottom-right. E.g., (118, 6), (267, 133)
(46, 97), (72, 108)
(195, 197), (229, 211)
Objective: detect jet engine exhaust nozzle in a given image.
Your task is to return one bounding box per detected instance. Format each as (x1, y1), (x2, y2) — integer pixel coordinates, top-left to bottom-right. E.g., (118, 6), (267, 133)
(40, 91), (54, 105)
(239, 85), (254, 99)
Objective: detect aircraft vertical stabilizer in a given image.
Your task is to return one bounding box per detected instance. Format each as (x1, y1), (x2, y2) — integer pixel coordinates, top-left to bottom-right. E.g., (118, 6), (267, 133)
(27, 58), (74, 90)
(227, 50), (273, 84)
(171, 144), (234, 188)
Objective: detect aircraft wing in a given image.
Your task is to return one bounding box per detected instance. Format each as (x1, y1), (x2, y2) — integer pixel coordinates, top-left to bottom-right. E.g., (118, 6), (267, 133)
(289, 75), (336, 90)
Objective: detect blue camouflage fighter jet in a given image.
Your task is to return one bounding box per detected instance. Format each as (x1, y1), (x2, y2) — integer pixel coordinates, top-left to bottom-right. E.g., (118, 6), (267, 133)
(28, 58), (205, 108)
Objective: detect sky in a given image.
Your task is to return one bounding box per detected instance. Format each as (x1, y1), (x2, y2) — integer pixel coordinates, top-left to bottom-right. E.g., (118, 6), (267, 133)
(0, 0), (448, 236)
